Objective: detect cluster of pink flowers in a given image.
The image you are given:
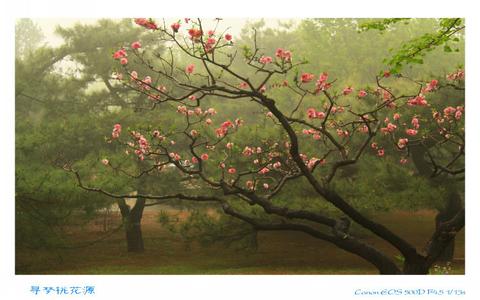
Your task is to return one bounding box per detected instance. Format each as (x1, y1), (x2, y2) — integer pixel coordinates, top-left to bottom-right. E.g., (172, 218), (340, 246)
(442, 106), (463, 121)
(215, 120), (235, 138)
(315, 72), (331, 92)
(446, 69), (465, 81)
(300, 73), (315, 83)
(169, 152), (181, 161)
(130, 131), (150, 160)
(371, 142), (385, 157)
(405, 129), (418, 136)
(343, 86), (353, 96)
(407, 94), (428, 106)
(306, 157), (326, 170)
(134, 18), (158, 30)
(188, 28), (203, 42)
(423, 79), (438, 93)
(380, 122), (397, 134)
(186, 64), (195, 74)
(259, 56), (273, 64)
(111, 124), (122, 139)
(242, 146), (254, 157)
(275, 48), (292, 62)
(204, 36), (217, 53)
(306, 108), (326, 119)
(358, 90), (368, 98)
(113, 48), (128, 65)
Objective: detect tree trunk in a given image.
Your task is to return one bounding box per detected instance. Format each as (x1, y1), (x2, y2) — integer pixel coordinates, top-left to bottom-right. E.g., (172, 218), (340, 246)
(403, 256), (429, 274)
(431, 190), (462, 262)
(125, 215), (144, 252)
(117, 196), (146, 253)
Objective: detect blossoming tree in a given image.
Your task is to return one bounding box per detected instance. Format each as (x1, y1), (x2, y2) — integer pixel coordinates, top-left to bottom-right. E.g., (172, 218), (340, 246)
(71, 18), (464, 274)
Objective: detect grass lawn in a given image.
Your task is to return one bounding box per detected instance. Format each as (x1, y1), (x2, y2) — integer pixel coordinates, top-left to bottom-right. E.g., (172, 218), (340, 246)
(16, 209), (464, 275)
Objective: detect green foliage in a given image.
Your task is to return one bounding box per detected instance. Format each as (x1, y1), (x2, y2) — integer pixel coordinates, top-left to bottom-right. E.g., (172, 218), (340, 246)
(359, 18), (464, 74)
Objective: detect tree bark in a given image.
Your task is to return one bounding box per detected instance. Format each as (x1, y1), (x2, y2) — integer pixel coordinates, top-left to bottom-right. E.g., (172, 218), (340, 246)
(117, 196), (146, 253)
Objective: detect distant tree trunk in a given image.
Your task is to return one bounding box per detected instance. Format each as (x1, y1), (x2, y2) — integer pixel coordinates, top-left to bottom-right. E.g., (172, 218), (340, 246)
(117, 196), (146, 253)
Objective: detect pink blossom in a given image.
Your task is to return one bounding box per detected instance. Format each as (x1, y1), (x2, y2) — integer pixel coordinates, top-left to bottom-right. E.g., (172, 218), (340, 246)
(101, 159), (109, 165)
(400, 158), (408, 164)
(424, 79), (438, 93)
(205, 118), (212, 125)
(405, 129), (418, 136)
(228, 168), (236, 174)
(273, 162), (282, 169)
(259, 167), (270, 175)
(188, 95), (197, 101)
(219, 162), (225, 169)
(120, 57), (128, 65)
(377, 149), (385, 157)
(316, 111), (326, 119)
(112, 124), (122, 139)
(186, 64), (195, 74)
(263, 183), (269, 189)
(275, 48), (292, 62)
(383, 70), (391, 78)
(371, 142), (378, 149)
(455, 110), (462, 120)
(226, 142), (234, 150)
(301, 73), (315, 83)
(407, 95), (428, 106)
(358, 90), (367, 98)
(259, 56), (273, 64)
(266, 111), (273, 118)
(242, 146), (253, 157)
(343, 86), (353, 96)
(131, 41), (141, 49)
(207, 108), (217, 115)
(246, 180), (255, 190)
(411, 117), (420, 129)
(393, 113), (401, 121)
(397, 138), (409, 149)
(259, 85), (266, 93)
(171, 22), (180, 32)
(190, 129), (198, 137)
(307, 108), (317, 119)
(200, 153), (209, 161)
(134, 18), (158, 30)
(225, 33), (233, 41)
(113, 48), (127, 59)
(187, 28), (203, 41)
(191, 156), (199, 164)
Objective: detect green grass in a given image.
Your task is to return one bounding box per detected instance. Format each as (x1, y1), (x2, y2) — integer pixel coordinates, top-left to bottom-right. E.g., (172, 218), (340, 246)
(16, 209), (465, 275)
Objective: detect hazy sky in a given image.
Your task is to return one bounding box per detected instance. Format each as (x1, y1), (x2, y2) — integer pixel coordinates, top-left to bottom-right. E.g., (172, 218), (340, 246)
(32, 18), (290, 47)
